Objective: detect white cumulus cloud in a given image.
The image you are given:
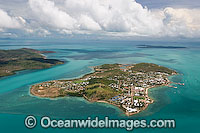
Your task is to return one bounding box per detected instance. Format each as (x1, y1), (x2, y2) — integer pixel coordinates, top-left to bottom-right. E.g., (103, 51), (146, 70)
(64, 0), (164, 35)
(0, 9), (22, 29)
(29, 0), (77, 30)
(1, 0), (200, 38)
(163, 7), (200, 37)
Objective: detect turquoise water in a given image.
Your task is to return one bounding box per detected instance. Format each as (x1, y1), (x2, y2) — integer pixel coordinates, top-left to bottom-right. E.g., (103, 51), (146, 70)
(0, 39), (200, 132)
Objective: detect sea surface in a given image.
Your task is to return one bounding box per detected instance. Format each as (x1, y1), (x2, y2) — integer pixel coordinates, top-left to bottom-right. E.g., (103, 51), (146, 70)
(0, 38), (200, 132)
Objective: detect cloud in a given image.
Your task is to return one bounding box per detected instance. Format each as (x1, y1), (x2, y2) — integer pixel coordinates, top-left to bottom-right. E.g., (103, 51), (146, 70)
(78, 14), (101, 31)
(0, 9), (22, 29)
(63, 0), (164, 35)
(63, 0), (200, 37)
(28, 0), (164, 36)
(163, 8), (200, 37)
(37, 28), (51, 37)
(1, 0), (200, 38)
(29, 0), (76, 29)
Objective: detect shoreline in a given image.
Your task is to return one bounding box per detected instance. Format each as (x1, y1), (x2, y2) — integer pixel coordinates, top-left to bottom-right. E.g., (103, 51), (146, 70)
(30, 63), (178, 116)
(30, 81), (171, 116)
(93, 82), (172, 116)
(0, 48), (64, 78)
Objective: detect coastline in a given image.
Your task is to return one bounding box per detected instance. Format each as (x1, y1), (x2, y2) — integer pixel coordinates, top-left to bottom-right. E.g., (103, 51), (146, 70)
(30, 80), (173, 117)
(30, 63), (178, 116)
(0, 48), (64, 78)
(95, 76), (176, 116)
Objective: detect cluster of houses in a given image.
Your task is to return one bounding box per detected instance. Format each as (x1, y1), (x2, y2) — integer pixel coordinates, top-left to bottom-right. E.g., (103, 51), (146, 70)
(38, 80), (89, 91)
(106, 68), (169, 113)
(108, 85), (154, 113)
(108, 71), (169, 91)
(108, 93), (147, 113)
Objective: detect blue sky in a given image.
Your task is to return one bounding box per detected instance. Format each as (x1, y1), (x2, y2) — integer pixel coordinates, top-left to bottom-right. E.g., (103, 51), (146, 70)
(0, 0), (200, 39)
(137, 0), (200, 8)
(1, 0), (200, 8)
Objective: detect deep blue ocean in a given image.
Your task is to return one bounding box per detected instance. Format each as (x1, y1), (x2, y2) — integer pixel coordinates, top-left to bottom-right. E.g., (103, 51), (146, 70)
(0, 38), (200, 132)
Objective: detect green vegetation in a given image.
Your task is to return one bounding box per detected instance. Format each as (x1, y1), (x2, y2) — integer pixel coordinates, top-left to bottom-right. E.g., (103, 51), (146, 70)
(0, 48), (42, 60)
(98, 64), (119, 69)
(66, 92), (83, 97)
(84, 84), (119, 100)
(96, 69), (128, 78)
(86, 84), (104, 90)
(73, 80), (84, 84)
(88, 78), (117, 85)
(0, 48), (64, 77)
(131, 63), (176, 74)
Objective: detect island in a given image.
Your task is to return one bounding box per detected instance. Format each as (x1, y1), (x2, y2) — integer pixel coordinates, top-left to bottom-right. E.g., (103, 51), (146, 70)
(0, 48), (64, 77)
(137, 45), (187, 49)
(30, 63), (178, 116)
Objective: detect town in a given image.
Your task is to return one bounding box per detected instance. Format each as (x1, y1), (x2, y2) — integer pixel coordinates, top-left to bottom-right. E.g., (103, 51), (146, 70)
(31, 63), (177, 116)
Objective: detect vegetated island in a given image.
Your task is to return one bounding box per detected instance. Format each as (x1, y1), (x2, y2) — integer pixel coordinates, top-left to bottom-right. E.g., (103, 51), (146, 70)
(137, 45), (187, 49)
(0, 48), (64, 77)
(30, 63), (183, 116)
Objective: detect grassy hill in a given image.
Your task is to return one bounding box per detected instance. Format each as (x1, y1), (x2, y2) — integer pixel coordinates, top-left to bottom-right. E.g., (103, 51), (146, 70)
(131, 63), (176, 74)
(84, 84), (119, 101)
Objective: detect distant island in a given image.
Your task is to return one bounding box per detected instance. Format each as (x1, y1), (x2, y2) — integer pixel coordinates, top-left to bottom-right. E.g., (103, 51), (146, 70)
(0, 48), (64, 77)
(137, 45), (187, 49)
(30, 63), (180, 116)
